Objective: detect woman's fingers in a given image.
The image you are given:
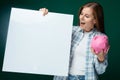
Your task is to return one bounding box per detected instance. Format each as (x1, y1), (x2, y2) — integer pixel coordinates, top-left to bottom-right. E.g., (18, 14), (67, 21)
(105, 46), (110, 54)
(39, 8), (48, 16)
(91, 47), (96, 54)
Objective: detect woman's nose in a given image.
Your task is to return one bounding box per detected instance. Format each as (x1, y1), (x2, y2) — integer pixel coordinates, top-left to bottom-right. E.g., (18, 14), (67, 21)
(80, 15), (84, 20)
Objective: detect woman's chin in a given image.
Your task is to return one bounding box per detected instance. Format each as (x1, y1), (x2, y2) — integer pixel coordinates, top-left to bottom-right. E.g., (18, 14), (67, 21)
(80, 25), (84, 29)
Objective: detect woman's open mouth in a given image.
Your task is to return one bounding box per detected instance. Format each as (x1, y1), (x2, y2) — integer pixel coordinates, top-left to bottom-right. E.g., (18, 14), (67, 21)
(80, 22), (85, 26)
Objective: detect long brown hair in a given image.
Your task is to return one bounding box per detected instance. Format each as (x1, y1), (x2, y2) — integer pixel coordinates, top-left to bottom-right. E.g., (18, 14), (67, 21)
(79, 2), (105, 33)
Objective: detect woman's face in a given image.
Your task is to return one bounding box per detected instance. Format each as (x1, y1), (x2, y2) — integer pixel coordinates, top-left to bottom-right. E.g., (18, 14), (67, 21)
(79, 7), (96, 32)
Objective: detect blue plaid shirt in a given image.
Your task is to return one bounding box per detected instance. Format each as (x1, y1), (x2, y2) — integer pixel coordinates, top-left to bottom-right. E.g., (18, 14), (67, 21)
(53, 26), (108, 80)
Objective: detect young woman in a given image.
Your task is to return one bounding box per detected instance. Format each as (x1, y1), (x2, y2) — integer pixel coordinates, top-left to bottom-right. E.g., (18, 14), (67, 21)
(40, 2), (110, 80)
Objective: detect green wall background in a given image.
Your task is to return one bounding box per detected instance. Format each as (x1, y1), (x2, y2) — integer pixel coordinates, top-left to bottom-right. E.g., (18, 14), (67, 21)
(0, 0), (120, 80)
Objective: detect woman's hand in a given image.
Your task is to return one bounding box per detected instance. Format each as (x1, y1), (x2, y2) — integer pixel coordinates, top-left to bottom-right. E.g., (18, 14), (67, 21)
(91, 47), (110, 62)
(39, 8), (48, 16)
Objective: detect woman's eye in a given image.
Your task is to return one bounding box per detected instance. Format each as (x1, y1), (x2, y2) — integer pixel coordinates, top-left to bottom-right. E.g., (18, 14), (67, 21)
(80, 13), (83, 15)
(85, 15), (89, 18)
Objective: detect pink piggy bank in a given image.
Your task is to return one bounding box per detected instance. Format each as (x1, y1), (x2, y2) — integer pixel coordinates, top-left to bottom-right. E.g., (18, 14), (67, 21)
(91, 35), (109, 54)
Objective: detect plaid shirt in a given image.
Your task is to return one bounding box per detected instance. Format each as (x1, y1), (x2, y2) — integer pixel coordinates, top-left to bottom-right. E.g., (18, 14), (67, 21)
(53, 26), (108, 80)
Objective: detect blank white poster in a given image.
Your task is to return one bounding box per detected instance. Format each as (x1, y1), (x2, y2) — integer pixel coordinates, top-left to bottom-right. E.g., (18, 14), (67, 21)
(2, 8), (73, 76)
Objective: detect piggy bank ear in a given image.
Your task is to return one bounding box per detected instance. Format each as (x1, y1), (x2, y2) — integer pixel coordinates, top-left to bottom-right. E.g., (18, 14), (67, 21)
(93, 36), (98, 40)
(104, 35), (108, 38)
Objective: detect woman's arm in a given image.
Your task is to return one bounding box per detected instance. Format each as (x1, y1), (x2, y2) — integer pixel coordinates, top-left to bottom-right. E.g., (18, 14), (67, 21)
(91, 36), (110, 74)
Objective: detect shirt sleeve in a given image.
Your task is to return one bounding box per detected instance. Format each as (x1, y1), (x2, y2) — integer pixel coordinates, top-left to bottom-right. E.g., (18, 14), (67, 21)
(93, 54), (108, 74)
(53, 76), (67, 80)
(72, 26), (82, 35)
(72, 26), (78, 33)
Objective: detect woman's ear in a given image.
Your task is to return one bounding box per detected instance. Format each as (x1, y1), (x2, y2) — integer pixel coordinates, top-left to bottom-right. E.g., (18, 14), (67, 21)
(94, 19), (96, 24)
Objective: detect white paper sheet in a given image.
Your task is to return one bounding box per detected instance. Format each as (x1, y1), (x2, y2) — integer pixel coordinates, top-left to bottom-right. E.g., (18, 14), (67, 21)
(2, 8), (73, 76)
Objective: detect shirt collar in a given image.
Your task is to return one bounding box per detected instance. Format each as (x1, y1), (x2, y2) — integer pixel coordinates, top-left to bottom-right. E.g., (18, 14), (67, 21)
(78, 26), (97, 35)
